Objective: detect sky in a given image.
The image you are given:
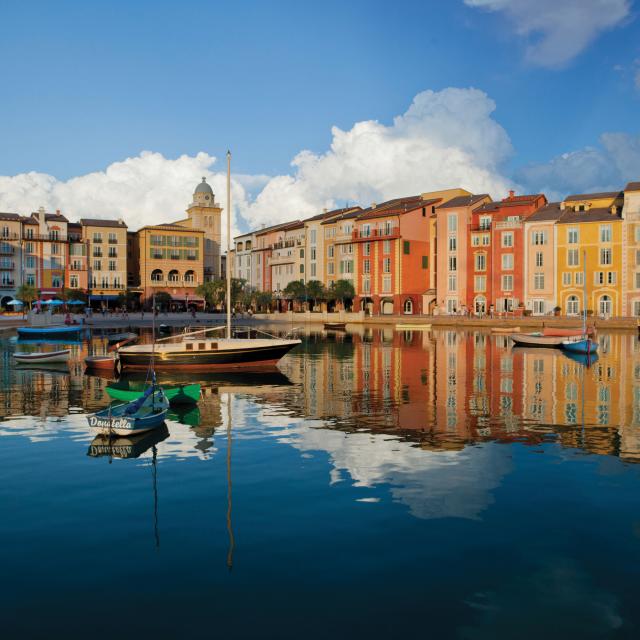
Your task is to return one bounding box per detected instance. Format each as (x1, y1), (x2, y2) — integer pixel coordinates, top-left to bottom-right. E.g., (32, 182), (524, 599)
(1, 0), (639, 238)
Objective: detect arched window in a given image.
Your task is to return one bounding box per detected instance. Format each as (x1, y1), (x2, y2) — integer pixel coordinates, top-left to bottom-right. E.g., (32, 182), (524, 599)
(566, 295), (580, 315)
(599, 295), (612, 317)
(184, 270), (195, 283)
(403, 298), (413, 314)
(168, 269), (179, 283)
(151, 269), (163, 282)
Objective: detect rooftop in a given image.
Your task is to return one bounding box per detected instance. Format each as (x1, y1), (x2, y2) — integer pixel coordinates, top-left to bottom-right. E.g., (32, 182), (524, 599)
(525, 202), (563, 222)
(625, 181), (640, 193)
(557, 207), (621, 224)
(358, 197), (439, 220)
(80, 218), (127, 228)
(564, 191), (623, 202)
(436, 194), (490, 209)
(0, 212), (21, 221)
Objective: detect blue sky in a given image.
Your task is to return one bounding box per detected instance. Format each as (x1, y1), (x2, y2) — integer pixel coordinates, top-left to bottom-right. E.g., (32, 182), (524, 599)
(1, 0), (639, 231)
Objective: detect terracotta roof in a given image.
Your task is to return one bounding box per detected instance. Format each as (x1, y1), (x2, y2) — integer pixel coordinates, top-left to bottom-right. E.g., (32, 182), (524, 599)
(564, 191), (622, 202)
(358, 197), (440, 220)
(557, 207), (620, 224)
(476, 194), (545, 213)
(138, 224), (204, 232)
(525, 202), (563, 222)
(37, 212), (69, 222)
(625, 181), (640, 192)
(253, 220), (302, 236)
(21, 216), (38, 225)
(80, 218), (127, 228)
(436, 194), (490, 209)
(304, 206), (361, 222)
(0, 212), (20, 221)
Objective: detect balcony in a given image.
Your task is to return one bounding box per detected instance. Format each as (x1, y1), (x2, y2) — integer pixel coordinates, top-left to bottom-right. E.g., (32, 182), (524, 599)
(108, 238), (118, 244)
(150, 279), (199, 287)
(0, 262), (15, 269)
(495, 218), (523, 229)
(0, 233), (20, 241)
(0, 246), (14, 255)
(470, 225), (492, 232)
(0, 280), (15, 288)
(93, 238), (103, 243)
(351, 227), (399, 241)
(22, 233), (69, 242)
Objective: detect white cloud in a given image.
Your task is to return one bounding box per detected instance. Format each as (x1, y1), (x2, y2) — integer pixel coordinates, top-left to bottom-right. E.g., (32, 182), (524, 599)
(464, 0), (631, 67)
(0, 88), (516, 235)
(242, 87), (514, 227)
(517, 132), (640, 199)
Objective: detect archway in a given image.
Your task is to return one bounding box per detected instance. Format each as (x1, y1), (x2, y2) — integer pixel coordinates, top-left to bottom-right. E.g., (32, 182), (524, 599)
(599, 295), (612, 317)
(184, 270), (195, 284)
(381, 298), (394, 315)
(151, 269), (163, 282)
(403, 298), (414, 315)
(168, 269), (179, 283)
(566, 295), (580, 316)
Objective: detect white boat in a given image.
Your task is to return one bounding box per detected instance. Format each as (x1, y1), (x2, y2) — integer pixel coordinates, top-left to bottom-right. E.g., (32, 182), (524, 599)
(395, 323), (432, 330)
(13, 349), (70, 364)
(510, 333), (567, 347)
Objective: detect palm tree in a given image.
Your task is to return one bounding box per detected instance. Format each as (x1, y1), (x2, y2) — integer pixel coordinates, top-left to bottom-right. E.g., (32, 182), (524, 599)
(305, 280), (326, 311)
(330, 279), (355, 311)
(16, 283), (38, 310)
(283, 280), (307, 311)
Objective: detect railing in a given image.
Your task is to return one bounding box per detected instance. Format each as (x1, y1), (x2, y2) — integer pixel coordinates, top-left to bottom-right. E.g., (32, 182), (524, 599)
(108, 238), (118, 244)
(0, 281), (15, 288)
(0, 262), (15, 269)
(22, 233), (69, 242)
(352, 228), (399, 240)
(470, 225), (492, 232)
(495, 219), (523, 229)
(0, 246), (15, 255)
(89, 284), (126, 290)
(0, 233), (20, 241)
(150, 279), (199, 287)
(93, 238), (103, 243)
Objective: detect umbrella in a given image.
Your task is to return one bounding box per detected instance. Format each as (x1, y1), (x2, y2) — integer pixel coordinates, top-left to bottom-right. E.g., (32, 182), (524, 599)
(67, 299), (85, 305)
(6, 299), (23, 306)
(48, 300), (64, 306)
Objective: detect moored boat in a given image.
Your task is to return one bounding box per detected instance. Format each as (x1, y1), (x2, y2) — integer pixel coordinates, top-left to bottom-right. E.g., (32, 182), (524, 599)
(395, 323), (432, 330)
(13, 349), (70, 364)
(107, 382), (200, 405)
(543, 327), (595, 337)
(17, 325), (85, 338)
(510, 332), (568, 347)
(85, 354), (118, 371)
(107, 332), (138, 345)
(87, 383), (170, 435)
(561, 337), (599, 354)
(324, 322), (346, 331)
(491, 327), (520, 333)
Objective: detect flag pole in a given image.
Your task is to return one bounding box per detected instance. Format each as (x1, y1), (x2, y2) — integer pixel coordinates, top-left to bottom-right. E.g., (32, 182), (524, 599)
(226, 150), (232, 339)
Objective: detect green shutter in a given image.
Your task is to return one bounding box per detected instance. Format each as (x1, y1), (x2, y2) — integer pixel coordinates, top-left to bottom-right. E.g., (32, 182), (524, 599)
(422, 256), (428, 269)
(403, 241), (410, 254)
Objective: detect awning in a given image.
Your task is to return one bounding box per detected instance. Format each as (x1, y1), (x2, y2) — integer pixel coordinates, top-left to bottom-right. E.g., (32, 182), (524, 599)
(171, 296), (205, 303)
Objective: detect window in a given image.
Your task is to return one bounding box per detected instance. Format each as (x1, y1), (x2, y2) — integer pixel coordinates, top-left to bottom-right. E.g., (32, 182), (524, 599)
(25, 256), (35, 269)
(184, 270), (195, 283)
(310, 229), (316, 244)
(482, 234), (490, 246)
(363, 242), (371, 256)
(502, 275), (513, 290)
(168, 270), (179, 282)
(300, 264), (304, 274)
(382, 276), (391, 293)
(299, 248), (304, 259)
(25, 242), (34, 254)
(562, 272), (572, 286)
(567, 249), (579, 266)
(361, 224), (371, 238)
(383, 258), (391, 273)
(501, 232), (513, 248)
(567, 228), (579, 244)
(535, 252), (544, 267)
(449, 256), (457, 271)
(93, 260), (102, 271)
(447, 214), (457, 232)
(383, 240), (391, 254)
(93, 232), (102, 243)
(421, 256), (428, 269)
(636, 226), (640, 243)
(472, 235), (480, 247)
(108, 247), (117, 257)
(567, 295), (580, 315)
(607, 271), (616, 285)
(363, 259), (370, 274)
(108, 260), (116, 271)
(533, 300), (545, 315)
(594, 271), (604, 285)
(70, 275), (78, 288)
(362, 276), (370, 293)
(534, 273), (545, 290)
(403, 299), (413, 314)
(600, 248), (612, 265)
(479, 216), (491, 230)
(108, 232), (117, 244)
(151, 269), (163, 282)
(634, 300), (640, 316)
(532, 230), (547, 245)
(93, 247), (103, 257)
(403, 241), (410, 255)
(52, 243), (60, 255)
(26, 274), (35, 286)
(502, 254), (514, 270)
(327, 245), (334, 258)
(600, 224), (612, 243)
(474, 275), (486, 292)
(310, 263), (316, 277)
(52, 275), (62, 288)
(448, 274), (457, 291)
(475, 253), (486, 271)
(327, 262), (335, 275)
(448, 237), (457, 251)
(310, 247), (316, 260)
(575, 272), (584, 286)
(636, 273), (640, 289)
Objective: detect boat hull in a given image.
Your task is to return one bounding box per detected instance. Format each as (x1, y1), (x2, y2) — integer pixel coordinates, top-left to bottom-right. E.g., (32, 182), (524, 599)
(510, 333), (566, 347)
(491, 327), (520, 333)
(561, 339), (599, 354)
(87, 411), (168, 435)
(119, 342), (298, 372)
(543, 328), (593, 337)
(17, 325), (85, 338)
(13, 350), (70, 363)
(85, 355), (117, 370)
(107, 383), (200, 405)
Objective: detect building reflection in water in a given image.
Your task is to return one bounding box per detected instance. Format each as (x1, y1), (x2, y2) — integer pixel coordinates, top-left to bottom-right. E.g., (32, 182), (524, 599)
(1, 328), (640, 466)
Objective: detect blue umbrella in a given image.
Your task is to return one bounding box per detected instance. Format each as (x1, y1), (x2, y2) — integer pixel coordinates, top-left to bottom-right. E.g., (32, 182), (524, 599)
(67, 299), (85, 305)
(6, 299), (23, 306)
(48, 300), (64, 306)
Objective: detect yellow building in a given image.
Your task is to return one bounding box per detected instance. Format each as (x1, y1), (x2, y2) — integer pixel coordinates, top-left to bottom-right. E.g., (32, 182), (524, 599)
(556, 191), (624, 317)
(137, 224), (204, 308)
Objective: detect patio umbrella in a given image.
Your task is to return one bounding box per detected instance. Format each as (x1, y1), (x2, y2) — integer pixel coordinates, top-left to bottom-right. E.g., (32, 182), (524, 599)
(6, 299), (23, 306)
(67, 299), (85, 305)
(47, 300), (64, 306)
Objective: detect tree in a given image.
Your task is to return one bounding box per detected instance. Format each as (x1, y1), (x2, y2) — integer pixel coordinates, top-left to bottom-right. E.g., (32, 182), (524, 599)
(330, 279), (355, 310)
(305, 280), (326, 310)
(117, 289), (138, 309)
(153, 291), (172, 311)
(254, 291), (273, 312)
(283, 280), (307, 309)
(16, 284), (38, 310)
(196, 279), (226, 309)
(231, 277), (247, 308)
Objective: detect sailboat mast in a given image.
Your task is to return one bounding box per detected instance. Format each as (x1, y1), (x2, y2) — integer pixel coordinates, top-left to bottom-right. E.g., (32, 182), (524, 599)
(583, 250), (587, 334)
(226, 151), (232, 340)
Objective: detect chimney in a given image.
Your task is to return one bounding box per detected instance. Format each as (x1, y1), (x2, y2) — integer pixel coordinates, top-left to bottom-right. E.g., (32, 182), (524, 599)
(56, 209), (61, 215)
(509, 190), (515, 200)
(371, 202), (377, 209)
(37, 206), (45, 226)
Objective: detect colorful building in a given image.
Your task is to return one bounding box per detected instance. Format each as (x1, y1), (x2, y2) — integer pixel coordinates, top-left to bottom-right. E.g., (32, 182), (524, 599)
(556, 191), (624, 317)
(622, 181), (640, 316)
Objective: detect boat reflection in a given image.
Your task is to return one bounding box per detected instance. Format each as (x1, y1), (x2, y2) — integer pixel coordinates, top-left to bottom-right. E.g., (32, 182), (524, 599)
(87, 424), (170, 459)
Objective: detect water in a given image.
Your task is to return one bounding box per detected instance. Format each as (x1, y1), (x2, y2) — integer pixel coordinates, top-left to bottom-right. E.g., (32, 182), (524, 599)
(1, 325), (640, 639)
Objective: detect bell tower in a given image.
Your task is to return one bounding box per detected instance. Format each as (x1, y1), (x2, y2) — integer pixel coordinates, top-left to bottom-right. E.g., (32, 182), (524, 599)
(184, 177), (222, 280)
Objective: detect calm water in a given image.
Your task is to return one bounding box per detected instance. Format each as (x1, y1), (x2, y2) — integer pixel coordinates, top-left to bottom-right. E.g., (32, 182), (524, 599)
(1, 325), (640, 639)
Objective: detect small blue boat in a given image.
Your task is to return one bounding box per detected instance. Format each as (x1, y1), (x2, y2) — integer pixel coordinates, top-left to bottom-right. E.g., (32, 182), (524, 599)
(17, 325), (86, 338)
(561, 337), (598, 354)
(87, 383), (169, 435)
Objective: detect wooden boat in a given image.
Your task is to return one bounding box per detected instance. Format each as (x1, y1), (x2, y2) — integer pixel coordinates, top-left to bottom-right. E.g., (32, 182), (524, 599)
(13, 349), (70, 364)
(543, 327), (594, 337)
(17, 325), (85, 338)
(395, 323), (432, 330)
(87, 425), (169, 459)
(107, 332), (138, 344)
(324, 322), (346, 331)
(106, 382), (200, 405)
(85, 354), (118, 371)
(87, 383), (169, 435)
(510, 332), (567, 347)
(561, 337), (599, 354)
(491, 327), (520, 333)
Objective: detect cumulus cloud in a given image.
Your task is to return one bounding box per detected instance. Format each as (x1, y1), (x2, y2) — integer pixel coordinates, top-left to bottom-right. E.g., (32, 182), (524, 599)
(0, 150), (249, 244)
(517, 132), (640, 199)
(0, 88), (516, 235)
(464, 0), (631, 67)
(243, 87), (514, 226)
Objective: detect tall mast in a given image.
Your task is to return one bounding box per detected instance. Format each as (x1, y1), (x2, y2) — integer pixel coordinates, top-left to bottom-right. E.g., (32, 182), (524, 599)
(226, 150), (232, 340)
(583, 250), (587, 334)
